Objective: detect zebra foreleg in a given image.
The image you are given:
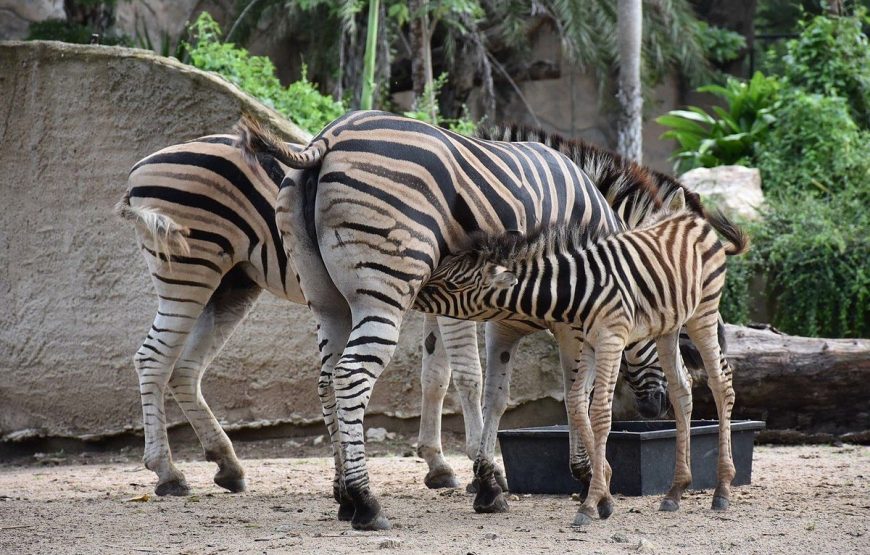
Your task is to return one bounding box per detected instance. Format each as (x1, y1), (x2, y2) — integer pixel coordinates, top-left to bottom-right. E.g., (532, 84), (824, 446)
(551, 324), (591, 483)
(573, 336), (623, 525)
(439, 318), (484, 464)
(418, 315), (461, 489)
(167, 269), (262, 494)
(654, 331), (694, 512)
(471, 321), (526, 513)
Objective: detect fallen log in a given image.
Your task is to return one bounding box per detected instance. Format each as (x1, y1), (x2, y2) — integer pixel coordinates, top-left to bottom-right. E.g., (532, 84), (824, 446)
(689, 324), (870, 436)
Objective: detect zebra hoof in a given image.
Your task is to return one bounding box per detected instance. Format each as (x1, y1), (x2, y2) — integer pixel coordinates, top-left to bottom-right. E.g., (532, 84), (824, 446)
(597, 499), (614, 520)
(659, 498), (680, 512)
(572, 511), (594, 526)
(214, 474), (246, 493)
(424, 467), (461, 489)
(352, 511), (392, 531)
(473, 489), (509, 513)
(337, 499), (355, 521)
(711, 495), (730, 511)
(155, 479), (190, 497)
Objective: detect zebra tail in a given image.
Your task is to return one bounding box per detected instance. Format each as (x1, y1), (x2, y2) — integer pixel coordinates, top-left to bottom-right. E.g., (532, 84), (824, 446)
(115, 192), (191, 258)
(705, 209), (749, 256)
(235, 113), (323, 169)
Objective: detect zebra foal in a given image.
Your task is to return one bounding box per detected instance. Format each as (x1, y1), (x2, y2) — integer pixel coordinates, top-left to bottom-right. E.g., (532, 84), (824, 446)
(417, 209), (748, 525)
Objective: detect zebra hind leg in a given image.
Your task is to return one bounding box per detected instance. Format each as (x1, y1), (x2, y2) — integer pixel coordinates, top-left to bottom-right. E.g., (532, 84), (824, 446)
(417, 315), (461, 489)
(135, 277), (218, 496)
(167, 266), (262, 493)
(654, 331), (694, 512)
(687, 313), (736, 512)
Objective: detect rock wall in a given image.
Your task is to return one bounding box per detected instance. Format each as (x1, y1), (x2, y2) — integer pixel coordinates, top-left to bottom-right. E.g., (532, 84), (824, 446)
(0, 41), (572, 442)
(0, 0), (63, 40)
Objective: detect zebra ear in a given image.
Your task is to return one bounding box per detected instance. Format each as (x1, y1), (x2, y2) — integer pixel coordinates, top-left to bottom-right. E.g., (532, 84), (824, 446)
(668, 189), (686, 212)
(487, 265), (518, 289)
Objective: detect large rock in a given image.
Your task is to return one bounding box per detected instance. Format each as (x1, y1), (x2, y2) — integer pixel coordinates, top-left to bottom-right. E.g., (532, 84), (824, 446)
(679, 165), (764, 220)
(0, 0), (64, 40)
(0, 41), (571, 442)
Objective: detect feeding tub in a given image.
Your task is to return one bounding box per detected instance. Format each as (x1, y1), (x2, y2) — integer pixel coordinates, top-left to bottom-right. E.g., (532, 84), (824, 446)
(497, 420), (765, 496)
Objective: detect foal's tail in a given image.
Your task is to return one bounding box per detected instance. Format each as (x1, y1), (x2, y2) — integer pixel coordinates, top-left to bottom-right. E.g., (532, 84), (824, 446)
(706, 209), (749, 256)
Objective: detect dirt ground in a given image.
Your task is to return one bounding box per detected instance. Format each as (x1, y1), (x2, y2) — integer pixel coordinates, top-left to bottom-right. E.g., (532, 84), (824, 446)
(0, 436), (867, 554)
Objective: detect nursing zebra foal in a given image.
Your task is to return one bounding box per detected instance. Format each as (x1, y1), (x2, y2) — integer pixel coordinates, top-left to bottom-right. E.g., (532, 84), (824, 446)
(417, 209), (748, 525)
(238, 110), (679, 530)
(114, 135), (490, 495)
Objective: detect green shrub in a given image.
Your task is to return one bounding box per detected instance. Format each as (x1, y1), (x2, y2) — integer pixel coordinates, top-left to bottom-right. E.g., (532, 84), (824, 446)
(697, 21), (747, 65)
(752, 194), (869, 338)
(656, 72), (780, 173)
(754, 91), (870, 199)
(780, 11), (870, 129)
(184, 12), (344, 134)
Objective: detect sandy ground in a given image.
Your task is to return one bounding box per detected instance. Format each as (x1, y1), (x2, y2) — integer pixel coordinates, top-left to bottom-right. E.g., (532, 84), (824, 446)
(0, 441), (867, 554)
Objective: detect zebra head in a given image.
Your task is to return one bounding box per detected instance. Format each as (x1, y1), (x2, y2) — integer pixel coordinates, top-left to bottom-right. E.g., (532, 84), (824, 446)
(416, 251), (517, 320)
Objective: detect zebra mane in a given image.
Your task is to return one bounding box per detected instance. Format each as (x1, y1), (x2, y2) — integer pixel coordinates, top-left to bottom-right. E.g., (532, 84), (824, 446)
(475, 124), (705, 226)
(468, 219), (614, 267)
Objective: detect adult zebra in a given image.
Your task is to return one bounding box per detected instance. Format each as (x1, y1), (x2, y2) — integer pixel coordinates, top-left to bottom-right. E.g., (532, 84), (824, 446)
(238, 110), (682, 530)
(115, 135), (488, 495)
(115, 133), (666, 497)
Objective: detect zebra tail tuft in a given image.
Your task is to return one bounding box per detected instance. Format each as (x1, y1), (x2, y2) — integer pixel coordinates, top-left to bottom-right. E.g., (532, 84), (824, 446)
(705, 208), (749, 256)
(115, 193), (191, 258)
(234, 112), (323, 170)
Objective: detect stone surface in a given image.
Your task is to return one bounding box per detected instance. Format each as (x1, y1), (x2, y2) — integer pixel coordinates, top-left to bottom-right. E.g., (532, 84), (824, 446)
(0, 41), (575, 441)
(114, 0), (235, 51)
(0, 0), (64, 40)
(679, 165), (764, 220)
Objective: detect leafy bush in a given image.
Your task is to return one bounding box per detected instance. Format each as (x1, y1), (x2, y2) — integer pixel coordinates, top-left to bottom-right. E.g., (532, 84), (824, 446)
(184, 12), (344, 134)
(656, 72), (780, 173)
(754, 91), (870, 198)
(752, 194), (869, 338)
(780, 10), (870, 128)
(697, 21), (747, 65)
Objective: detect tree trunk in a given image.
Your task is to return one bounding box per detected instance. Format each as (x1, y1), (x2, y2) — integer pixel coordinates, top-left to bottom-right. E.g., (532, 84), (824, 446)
(360, 0), (380, 110)
(688, 325), (870, 436)
(409, 0), (435, 121)
(616, 0), (643, 162)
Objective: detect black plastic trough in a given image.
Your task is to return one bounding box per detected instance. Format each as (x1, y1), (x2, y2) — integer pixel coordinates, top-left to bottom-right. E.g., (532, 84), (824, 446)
(497, 420), (765, 496)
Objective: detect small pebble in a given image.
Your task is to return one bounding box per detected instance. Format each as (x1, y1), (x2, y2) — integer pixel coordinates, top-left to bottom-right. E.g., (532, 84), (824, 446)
(484, 533), (498, 540)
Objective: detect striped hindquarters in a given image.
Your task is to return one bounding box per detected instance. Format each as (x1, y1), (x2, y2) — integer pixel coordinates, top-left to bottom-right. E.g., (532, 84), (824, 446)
(118, 135), (302, 301)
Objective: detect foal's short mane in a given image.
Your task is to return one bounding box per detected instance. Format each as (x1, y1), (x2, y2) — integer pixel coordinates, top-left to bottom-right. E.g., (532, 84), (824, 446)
(468, 218), (614, 266)
(476, 124), (705, 223)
